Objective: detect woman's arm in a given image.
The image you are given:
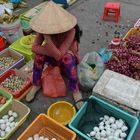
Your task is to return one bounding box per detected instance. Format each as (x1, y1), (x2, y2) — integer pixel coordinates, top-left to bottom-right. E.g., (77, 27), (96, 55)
(59, 28), (75, 55)
(32, 33), (44, 54)
(33, 34), (62, 61)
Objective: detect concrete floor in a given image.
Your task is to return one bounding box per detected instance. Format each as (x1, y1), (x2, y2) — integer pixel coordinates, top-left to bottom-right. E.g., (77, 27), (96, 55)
(10, 0), (140, 139)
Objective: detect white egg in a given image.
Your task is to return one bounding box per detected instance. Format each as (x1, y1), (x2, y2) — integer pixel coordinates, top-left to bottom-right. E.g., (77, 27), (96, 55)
(4, 119), (8, 123)
(93, 127), (99, 132)
(8, 110), (13, 116)
(1, 124), (6, 130)
(105, 124), (110, 130)
(99, 122), (104, 126)
(12, 112), (18, 118)
(90, 131), (95, 137)
(119, 119), (124, 124)
(114, 131), (120, 137)
(39, 136), (45, 140)
(113, 136), (120, 140)
(52, 138), (57, 140)
(0, 131), (6, 138)
(2, 115), (9, 120)
(106, 130), (111, 136)
(5, 127), (11, 133)
(105, 120), (110, 125)
(109, 117), (115, 124)
(108, 136), (113, 140)
(115, 120), (119, 125)
(120, 132), (127, 138)
(100, 130), (106, 137)
(6, 122), (10, 127)
(115, 129), (122, 134)
(117, 122), (123, 129)
(9, 117), (14, 122)
(111, 124), (117, 130)
(95, 132), (100, 139)
(99, 125), (104, 130)
(34, 134), (39, 140)
(44, 137), (49, 140)
(27, 137), (33, 140)
(121, 126), (128, 132)
(9, 122), (16, 128)
(104, 115), (109, 120)
(0, 119), (4, 124)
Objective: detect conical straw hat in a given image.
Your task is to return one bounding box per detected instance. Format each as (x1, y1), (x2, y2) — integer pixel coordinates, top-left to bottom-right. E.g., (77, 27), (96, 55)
(30, 1), (77, 34)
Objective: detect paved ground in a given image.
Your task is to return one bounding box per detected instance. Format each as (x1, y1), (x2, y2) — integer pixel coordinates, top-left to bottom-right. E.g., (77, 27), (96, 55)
(10, 0), (140, 139)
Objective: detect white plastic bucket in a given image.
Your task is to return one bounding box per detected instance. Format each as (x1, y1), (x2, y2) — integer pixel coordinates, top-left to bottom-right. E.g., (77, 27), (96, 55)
(0, 19), (23, 44)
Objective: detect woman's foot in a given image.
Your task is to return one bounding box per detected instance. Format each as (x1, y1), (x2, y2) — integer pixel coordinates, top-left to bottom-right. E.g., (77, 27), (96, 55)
(73, 91), (83, 109)
(26, 86), (41, 102)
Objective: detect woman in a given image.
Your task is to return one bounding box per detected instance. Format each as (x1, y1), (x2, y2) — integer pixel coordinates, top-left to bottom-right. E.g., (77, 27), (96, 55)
(26, 1), (83, 109)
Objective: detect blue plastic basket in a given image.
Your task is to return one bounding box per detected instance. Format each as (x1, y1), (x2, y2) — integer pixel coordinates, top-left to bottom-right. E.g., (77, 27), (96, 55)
(69, 96), (139, 140)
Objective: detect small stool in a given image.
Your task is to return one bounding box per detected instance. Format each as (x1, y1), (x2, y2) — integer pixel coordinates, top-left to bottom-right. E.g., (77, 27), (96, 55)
(103, 2), (120, 22)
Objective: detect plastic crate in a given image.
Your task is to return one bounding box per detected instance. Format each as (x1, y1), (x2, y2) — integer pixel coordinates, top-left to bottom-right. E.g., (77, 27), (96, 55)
(0, 36), (5, 52)
(9, 37), (34, 63)
(0, 69), (31, 98)
(17, 114), (76, 140)
(0, 99), (30, 140)
(0, 48), (25, 76)
(0, 88), (13, 113)
(123, 28), (140, 40)
(69, 96), (139, 140)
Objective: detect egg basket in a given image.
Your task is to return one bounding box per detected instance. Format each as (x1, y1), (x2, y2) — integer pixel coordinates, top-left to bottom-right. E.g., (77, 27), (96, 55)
(69, 96), (139, 140)
(0, 69), (32, 98)
(0, 48), (25, 76)
(0, 99), (30, 140)
(17, 114), (76, 140)
(0, 88), (13, 113)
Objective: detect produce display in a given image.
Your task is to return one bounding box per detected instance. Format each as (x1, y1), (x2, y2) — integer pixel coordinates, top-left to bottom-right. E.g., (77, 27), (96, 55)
(27, 134), (57, 140)
(0, 110), (18, 138)
(87, 115), (128, 140)
(0, 57), (17, 74)
(0, 12), (19, 24)
(0, 95), (7, 105)
(106, 34), (140, 80)
(0, 74), (27, 93)
(23, 35), (34, 46)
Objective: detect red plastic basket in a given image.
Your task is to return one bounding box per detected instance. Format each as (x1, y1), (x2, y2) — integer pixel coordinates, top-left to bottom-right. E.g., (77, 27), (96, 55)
(0, 36), (5, 51)
(0, 69), (31, 97)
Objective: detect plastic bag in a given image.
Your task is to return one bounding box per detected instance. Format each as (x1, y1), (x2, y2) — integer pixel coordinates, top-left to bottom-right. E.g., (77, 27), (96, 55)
(42, 66), (66, 98)
(78, 52), (104, 89)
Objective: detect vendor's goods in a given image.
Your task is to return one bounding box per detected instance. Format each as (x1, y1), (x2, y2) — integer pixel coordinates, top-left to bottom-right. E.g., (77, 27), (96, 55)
(106, 34), (140, 80)
(0, 95), (7, 105)
(0, 74), (27, 93)
(0, 110), (18, 138)
(27, 134), (57, 140)
(0, 57), (17, 73)
(87, 115), (128, 140)
(0, 12), (19, 24)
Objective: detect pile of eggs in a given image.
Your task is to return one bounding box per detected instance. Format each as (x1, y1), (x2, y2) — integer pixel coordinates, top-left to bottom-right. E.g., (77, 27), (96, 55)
(0, 74), (27, 93)
(27, 134), (57, 140)
(0, 110), (18, 138)
(87, 115), (128, 140)
(0, 57), (16, 73)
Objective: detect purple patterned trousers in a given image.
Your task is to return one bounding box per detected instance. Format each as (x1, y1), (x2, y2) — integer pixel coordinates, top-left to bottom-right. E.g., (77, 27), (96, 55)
(33, 53), (79, 92)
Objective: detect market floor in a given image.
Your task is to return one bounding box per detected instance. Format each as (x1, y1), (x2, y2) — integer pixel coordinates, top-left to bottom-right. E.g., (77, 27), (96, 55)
(11, 0), (140, 139)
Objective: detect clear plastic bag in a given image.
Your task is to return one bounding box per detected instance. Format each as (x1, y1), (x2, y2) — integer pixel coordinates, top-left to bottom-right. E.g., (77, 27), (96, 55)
(78, 52), (104, 89)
